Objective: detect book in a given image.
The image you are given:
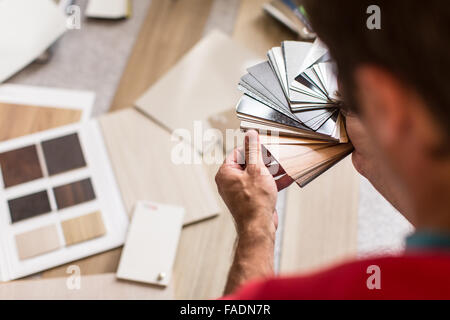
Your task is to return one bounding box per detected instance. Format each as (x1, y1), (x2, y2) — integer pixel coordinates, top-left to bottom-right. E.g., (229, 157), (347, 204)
(85, 0), (131, 20)
(236, 39), (353, 187)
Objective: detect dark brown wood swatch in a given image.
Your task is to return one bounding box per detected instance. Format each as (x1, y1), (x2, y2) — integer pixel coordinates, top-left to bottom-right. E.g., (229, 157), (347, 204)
(41, 133), (86, 176)
(0, 145), (43, 188)
(53, 178), (96, 209)
(8, 190), (51, 223)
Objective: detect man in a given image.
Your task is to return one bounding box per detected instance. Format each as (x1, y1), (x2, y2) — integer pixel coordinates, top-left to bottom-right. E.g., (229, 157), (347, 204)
(215, 0), (450, 299)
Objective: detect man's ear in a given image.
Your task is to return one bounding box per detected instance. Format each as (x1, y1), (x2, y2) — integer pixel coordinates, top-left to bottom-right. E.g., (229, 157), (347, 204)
(354, 66), (442, 154)
(354, 66), (412, 150)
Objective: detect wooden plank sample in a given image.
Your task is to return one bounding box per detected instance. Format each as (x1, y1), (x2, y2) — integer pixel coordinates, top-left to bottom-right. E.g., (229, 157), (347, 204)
(42, 248), (122, 279)
(280, 157), (359, 274)
(61, 211), (106, 246)
(0, 103), (81, 142)
(264, 143), (354, 180)
(111, 0), (215, 111)
(0, 145), (43, 188)
(99, 108), (220, 225)
(0, 273), (173, 300)
(8, 190), (51, 223)
(172, 162), (236, 299)
(53, 178), (96, 209)
(232, 0), (297, 56)
(41, 133), (86, 176)
(134, 30), (261, 153)
(15, 225), (61, 260)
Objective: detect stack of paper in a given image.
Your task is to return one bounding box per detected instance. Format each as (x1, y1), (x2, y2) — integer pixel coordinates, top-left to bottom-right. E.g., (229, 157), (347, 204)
(236, 39), (353, 187)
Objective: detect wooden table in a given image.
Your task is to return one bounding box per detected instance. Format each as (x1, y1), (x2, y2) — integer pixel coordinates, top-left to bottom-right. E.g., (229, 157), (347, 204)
(0, 0), (359, 299)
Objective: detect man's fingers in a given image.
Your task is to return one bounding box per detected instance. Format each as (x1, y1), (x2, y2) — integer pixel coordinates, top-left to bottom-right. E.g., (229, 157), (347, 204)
(225, 147), (245, 169)
(245, 130), (262, 169)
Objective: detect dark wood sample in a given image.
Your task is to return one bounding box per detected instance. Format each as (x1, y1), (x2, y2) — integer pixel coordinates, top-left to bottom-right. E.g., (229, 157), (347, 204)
(0, 145), (43, 188)
(8, 190), (51, 223)
(53, 178), (96, 209)
(41, 133), (86, 176)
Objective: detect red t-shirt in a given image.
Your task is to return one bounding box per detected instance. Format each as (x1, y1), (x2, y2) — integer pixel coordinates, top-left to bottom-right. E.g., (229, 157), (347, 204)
(222, 253), (450, 300)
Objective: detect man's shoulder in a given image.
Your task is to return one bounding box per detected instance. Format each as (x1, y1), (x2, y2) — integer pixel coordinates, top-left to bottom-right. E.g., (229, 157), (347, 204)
(223, 253), (450, 300)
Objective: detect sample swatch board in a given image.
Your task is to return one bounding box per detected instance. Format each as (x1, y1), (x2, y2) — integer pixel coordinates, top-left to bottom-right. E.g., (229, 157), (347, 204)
(236, 39), (353, 187)
(0, 121), (128, 281)
(0, 0), (66, 83)
(135, 30), (261, 153)
(0, 106), (221, 280)
(117, 201), (184, 286)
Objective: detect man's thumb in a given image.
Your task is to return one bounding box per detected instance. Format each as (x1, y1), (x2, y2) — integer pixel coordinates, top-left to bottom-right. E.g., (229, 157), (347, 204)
(245, 130), (261, 167)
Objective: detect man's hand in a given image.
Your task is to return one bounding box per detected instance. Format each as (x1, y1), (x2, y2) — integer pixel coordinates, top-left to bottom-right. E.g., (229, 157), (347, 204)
(215, 130), (282, 295)
(216, 130), (278, 236)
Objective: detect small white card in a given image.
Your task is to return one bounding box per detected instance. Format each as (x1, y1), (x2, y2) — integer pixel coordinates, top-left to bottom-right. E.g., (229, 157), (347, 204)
(117, 201), (184, 287)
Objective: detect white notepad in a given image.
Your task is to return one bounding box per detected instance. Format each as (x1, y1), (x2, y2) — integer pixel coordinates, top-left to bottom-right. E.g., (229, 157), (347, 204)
(0, 0), (67, 83)
(117, 201), (184, 287)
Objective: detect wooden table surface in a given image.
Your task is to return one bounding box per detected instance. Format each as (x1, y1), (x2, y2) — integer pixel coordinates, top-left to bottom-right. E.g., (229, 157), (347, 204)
(0, 0), (359, 299)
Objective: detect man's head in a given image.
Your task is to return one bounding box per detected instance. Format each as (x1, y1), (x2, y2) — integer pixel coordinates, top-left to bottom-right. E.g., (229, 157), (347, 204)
(303, 0), (450, 224)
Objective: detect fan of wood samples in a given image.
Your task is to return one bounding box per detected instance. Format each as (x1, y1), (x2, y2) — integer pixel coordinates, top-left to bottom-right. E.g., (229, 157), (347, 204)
(236, 39), (354, 187)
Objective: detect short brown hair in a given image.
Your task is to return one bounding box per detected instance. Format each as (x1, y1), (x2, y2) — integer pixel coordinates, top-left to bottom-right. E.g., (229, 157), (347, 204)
(304, 0), (450, 141)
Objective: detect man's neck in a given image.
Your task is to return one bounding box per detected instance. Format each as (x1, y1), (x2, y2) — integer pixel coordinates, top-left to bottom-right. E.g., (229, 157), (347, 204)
(411, 161), (450, 233)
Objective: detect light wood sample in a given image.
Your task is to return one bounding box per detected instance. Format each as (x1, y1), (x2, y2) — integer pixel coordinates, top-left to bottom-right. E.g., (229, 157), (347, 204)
(0, 103), (81, 142)
(135, 30), (262, 153)
(0, 273), (173, 300)
(172, 162), (236, 299)
(61, 211), (106, 246)
(111, 0), (215, 111)
(99, 108), (220, 225)
(232, 0), (297, 56)
(265, 143), (353, 180)
(15, 224), (61, 260)
(280, 157), (359, 274)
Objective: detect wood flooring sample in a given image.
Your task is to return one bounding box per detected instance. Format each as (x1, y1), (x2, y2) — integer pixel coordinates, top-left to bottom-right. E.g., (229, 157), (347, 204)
(53, 178), (96, 209)
(99, 108), (220, 225)
(0, 273), (173, 300)
(0, 145), (43, 187)
(15, 225), (60, 260)
(41, 133), (86, 176)
(8, 190), (51, 223)
(61, 211), (106, 246)
(135, 30), (260, 153)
